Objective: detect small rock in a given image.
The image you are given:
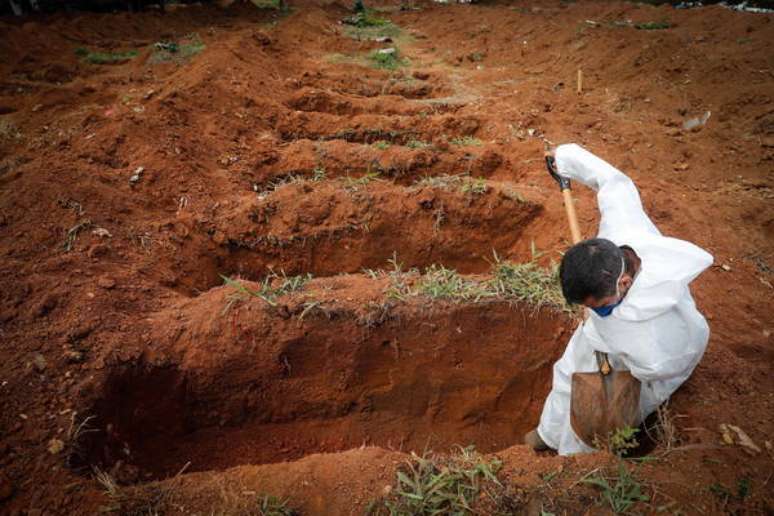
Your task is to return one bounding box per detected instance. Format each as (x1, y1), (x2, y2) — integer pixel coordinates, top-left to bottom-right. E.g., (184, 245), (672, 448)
(64, 350), (85, 364)
(682, 111), (711, 132)
(377, 47), (396, 55)
(33, 353), (47, 372)
(382, 484), (392, 496)
(721, 264), (731, 272)
(129, 166), (144, 185)
(91, 228), (112, 239)
(98, 277), (116, 290)
(48, 438), (65, 455)
(31, 104), (43, 112)
(374, 36), (392, 43)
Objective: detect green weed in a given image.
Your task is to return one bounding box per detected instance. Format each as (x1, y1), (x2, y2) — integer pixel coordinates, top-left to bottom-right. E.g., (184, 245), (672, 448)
(250, 0), (284, 9)
(369, 49), (407, 70)
(150, 33), (205, 64)
(372, 446), (502, 515)
(488, 256), (567, 310)
(419, 265), (491, 302)
(609, 426), (640, 457)
(635, 21), (671, 30)
(344, 171), (381, 190)
(221, 271), (312, 312)
(406, 138), (432, 150)
(460, 177), (488, 196)
(449, 136), (482, 146)
(582, 462), (650, 514)
(372, 140), (391, 150)
(76, 48), (138, 64)
(413, 174), (465, 190)
(257, 494), (298, 515)
(343, 9), (389, 28)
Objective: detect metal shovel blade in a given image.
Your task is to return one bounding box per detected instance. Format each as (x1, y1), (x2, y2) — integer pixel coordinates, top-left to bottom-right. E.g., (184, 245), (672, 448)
(570, 370), (641, 448)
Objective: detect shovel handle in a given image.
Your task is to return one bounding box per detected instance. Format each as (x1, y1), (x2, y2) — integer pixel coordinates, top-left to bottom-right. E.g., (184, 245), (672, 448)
(562, 188), (582, 244)
(546, 155), (583, 244)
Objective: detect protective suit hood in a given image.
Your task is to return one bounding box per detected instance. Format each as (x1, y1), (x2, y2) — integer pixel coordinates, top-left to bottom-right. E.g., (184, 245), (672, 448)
(607, 231), (713, 322)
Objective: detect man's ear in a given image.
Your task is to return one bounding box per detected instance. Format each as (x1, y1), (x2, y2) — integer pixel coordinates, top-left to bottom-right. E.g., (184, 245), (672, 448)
(620, 274), (634, 292)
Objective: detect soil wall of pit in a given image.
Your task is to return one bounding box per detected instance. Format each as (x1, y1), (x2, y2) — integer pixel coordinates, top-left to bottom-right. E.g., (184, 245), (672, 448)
(79, 279), (574, 479)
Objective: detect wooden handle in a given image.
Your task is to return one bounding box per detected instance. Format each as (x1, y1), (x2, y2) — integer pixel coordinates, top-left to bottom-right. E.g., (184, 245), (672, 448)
(562, 188), (582, 244)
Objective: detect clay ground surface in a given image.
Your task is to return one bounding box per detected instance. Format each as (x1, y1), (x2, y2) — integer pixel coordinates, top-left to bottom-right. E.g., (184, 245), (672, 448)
(0, 0), (773, 514)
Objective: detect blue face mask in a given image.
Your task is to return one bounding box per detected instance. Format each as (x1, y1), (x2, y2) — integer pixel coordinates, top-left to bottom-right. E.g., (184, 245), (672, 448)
(592, 299), (622, 317)
(591, 256), (626, 318)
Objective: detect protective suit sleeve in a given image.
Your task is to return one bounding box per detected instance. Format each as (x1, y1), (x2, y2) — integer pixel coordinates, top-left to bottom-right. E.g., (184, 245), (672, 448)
(555, 144), (660, 237)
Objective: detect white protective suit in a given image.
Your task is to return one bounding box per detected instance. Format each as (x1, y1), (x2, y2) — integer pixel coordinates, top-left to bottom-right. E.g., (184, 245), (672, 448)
(537, 144), (713, 455)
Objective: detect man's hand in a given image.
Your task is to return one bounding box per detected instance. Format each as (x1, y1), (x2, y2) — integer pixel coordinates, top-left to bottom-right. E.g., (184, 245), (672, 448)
(545, 149), (570, 190)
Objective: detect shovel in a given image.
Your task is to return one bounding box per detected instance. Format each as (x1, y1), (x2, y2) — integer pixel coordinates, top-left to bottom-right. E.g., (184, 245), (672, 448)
(545, 154), (641, 449)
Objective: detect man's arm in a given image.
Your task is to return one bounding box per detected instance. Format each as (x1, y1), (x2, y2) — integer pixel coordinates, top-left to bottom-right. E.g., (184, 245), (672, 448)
(554, 144), (660, 238)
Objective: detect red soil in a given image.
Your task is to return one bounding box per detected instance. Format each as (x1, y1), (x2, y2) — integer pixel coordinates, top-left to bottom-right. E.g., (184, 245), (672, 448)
(0, 0), (772, 514)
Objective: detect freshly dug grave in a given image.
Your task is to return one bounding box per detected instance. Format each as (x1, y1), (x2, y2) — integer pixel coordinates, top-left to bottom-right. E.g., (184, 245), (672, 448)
(76, 275), (573, 480)
(210, 179), (541, 281)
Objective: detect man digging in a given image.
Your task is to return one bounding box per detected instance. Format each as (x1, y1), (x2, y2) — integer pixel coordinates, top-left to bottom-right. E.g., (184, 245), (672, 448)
(525, 143), (713, 455)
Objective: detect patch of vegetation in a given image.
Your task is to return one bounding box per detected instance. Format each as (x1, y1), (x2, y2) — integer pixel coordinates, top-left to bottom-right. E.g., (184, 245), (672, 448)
(150, 33), (205, 64)
(460, 176), (488, 196)
(343, 9), (389, 28)
(257, 494), (299, 515)
(449, 136), (482, 146)
(372, 140), (391, 150)
(221, 271), (312, 312)
(250, 0), (285, 9)
(581, 463), (650, 514)
(379, 254), (567, 310)
(369, 48), (407, 70)
(594, 426), (640, 457)
(370, 446), (502, 515)
(75, 47), (138, 64)
(344, 170), (381, 191)
(413, 174), (466, 190)
(419, 265), (490, 301)
(634, 21), (671, 30)
(488, 255), (568, 310)
(406, 138), (432, 150)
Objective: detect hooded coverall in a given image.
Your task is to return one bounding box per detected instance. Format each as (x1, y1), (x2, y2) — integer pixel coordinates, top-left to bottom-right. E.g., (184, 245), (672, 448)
(537, 144), (713, 455)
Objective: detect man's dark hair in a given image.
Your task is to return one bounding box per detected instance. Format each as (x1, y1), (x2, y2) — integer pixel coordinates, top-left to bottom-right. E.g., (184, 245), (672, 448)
(559, 238), (624, 304)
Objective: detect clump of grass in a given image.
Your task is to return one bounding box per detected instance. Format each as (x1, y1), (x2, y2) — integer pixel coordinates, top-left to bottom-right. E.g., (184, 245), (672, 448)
(258, 494), (299, 515)
(221, 271), (312, 312)
(150, 33), (205, 64)
(635, 21), (671, 30)
(594, 426), (640, 457)
(250, 0), (285, 9)
(488, 256), (567, 310)
(449, 136), (482, 146)
(406, 138), (432, 150)
(372, 140), (391, 150)
(581, 463), (650, 514)
(369, 48), (407, 70)
(413, 174), (465, 190)
(460, 176), (488, 196)
(344, 170), (381, 191)
(75, 47), (138, 64)
(371, 446), (502, 515)
(343, 9), (389, 27)
(419, 265), (491, 301)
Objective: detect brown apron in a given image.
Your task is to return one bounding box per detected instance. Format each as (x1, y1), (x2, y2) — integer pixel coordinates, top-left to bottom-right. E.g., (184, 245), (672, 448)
(570, 351), (641, 448)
